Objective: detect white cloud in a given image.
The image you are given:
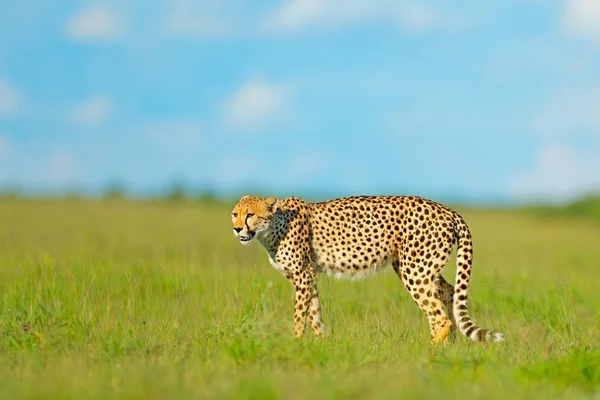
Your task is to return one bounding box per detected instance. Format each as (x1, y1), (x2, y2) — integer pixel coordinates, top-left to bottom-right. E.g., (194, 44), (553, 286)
(65, 4), (125, 42)
(49, 151), (78, 185)
(263, 0), (375, 32)
(164, 0), (233, 37)
(0, 80), (20, 118)
(222, 77), (291, 131)
(563, 0), (600, 42)
(262, 0), (457, 34)
(508, 144), (600, 202)
(397, 3), (443, 33)
(67, 97), (112, 125)
(288, 151), (328, 179)
(532, 84), (600, 138)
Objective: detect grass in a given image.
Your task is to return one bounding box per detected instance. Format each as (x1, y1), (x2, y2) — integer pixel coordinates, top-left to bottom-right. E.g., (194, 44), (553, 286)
(0, 198), (599, 399)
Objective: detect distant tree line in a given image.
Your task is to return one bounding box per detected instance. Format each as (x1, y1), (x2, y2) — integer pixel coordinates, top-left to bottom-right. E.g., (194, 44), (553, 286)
(0, 181), (223, 204)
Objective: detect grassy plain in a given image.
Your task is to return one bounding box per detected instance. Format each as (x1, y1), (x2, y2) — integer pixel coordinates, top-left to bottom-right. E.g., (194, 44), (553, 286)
(0, 198), (599, 399)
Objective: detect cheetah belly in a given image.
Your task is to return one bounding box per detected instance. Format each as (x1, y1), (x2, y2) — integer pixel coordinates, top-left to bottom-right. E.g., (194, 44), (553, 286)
(312, 246), (392, 280)
(268, 254), (288, 275)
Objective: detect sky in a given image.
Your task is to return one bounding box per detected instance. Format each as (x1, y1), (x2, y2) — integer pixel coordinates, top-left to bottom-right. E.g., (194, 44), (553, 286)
(0, 0), (599, 204)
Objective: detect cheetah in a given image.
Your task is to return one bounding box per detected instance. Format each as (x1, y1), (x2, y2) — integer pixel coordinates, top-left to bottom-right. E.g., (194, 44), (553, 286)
(231, 195), (504, 343)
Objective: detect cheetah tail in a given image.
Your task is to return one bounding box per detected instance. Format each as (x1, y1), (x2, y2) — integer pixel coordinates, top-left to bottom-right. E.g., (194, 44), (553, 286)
(452, 217), (505, 343)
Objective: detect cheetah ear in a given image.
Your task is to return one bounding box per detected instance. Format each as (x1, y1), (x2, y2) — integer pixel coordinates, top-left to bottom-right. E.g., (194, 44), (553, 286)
(239, 195), (250, 201)
(266, 196), (278, 212)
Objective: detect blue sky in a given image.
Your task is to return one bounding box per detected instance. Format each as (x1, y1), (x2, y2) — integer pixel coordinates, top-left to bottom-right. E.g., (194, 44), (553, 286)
(0, 0), (599, 203)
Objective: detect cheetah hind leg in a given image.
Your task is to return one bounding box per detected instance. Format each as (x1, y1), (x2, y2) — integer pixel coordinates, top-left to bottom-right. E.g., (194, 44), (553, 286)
(427, 274), (456, 344)
(307, 283), (327, 337)
(437, 274), (457, 340)
(438, 274), (458, 341)
(394, 261), (453, 345)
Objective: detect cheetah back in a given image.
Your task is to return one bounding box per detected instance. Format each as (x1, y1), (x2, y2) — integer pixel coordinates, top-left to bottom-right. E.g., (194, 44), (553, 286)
(307, 196), (456, 279)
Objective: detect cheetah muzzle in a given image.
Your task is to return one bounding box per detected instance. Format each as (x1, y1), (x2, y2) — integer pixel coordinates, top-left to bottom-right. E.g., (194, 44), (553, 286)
(239, 231), (255, 244)
(230, 194), (505, 344)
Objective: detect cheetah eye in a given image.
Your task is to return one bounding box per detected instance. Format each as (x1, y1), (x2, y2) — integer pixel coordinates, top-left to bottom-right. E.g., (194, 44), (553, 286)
(247, 213), (255, 218)
(232, 213), (238, 217)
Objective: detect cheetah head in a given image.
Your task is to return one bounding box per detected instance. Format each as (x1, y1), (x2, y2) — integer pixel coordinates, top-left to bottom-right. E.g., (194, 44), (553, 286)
(231, 195), (278, 245)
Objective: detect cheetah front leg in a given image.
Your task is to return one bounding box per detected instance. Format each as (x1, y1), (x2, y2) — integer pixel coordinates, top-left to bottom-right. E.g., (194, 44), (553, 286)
(292, 283), (310, 338)
(291, 270), (326, 338)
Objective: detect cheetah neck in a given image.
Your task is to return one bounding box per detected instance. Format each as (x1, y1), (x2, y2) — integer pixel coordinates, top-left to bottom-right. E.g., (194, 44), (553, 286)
(256, 230), (277, 255)
(256, 213), (285, 255)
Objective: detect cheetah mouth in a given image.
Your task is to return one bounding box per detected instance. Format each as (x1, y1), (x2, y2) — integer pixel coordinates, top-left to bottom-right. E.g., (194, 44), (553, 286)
(239, 231), (255, 244)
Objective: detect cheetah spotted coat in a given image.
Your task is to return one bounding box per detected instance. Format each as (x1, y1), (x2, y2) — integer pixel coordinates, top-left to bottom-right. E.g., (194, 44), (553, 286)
(231, 195), (504, 343)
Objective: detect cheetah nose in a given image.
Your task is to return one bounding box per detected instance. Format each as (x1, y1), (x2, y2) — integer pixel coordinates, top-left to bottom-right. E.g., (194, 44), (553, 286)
(233, 227), (243, 233)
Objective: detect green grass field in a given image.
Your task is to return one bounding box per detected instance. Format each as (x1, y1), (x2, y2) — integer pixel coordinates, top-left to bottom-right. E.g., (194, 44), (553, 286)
(0, 198), (599, 399)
